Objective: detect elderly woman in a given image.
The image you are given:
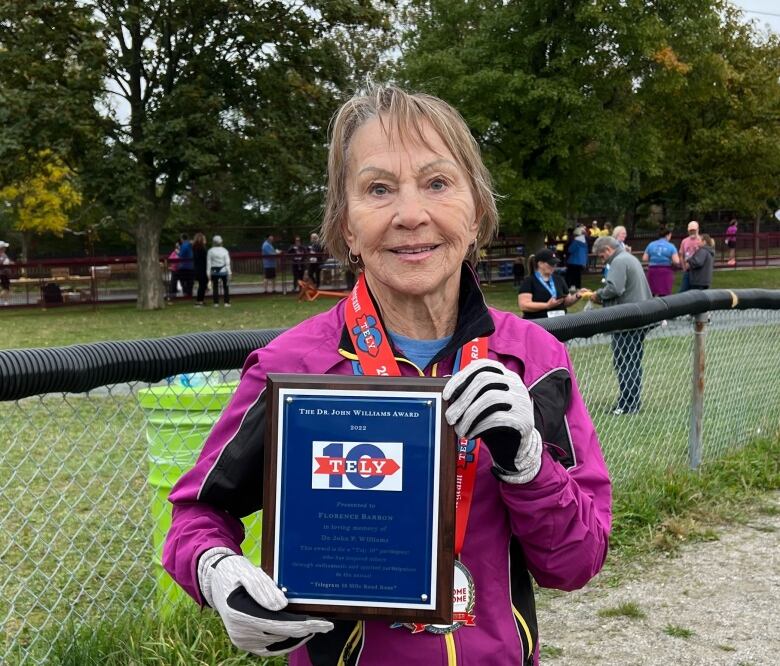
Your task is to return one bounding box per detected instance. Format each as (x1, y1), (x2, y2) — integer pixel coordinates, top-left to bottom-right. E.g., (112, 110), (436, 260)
(611, 225), (632, 253)
(163, 86), (611, 666)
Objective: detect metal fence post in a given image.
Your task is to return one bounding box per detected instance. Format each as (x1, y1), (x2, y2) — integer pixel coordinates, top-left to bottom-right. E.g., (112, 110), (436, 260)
(688, 312), (708, 469)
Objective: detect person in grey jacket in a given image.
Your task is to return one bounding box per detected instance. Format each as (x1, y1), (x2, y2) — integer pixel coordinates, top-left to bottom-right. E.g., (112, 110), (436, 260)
(590, 236), (652, 415)
(687, 234), (715, 289)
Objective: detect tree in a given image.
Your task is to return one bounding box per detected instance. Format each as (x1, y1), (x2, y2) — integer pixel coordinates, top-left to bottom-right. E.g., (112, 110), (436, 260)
(0, 1), (393, 309)
(627, 1), (780, 230)
(399, 0), (653, 240)
(0, 150), (83, 260)
(398, 0), (780, 240)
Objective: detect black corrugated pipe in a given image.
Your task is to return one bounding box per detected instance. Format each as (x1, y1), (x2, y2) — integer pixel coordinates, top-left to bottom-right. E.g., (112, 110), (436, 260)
(538, 289), (780, 341)
(1, 290), (779, 401)
(0, 329), (286, 401)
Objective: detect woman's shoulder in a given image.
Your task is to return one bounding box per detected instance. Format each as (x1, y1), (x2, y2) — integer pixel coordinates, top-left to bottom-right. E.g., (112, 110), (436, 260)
(518, 275), (535, 291)
(258, 300), (347, 373)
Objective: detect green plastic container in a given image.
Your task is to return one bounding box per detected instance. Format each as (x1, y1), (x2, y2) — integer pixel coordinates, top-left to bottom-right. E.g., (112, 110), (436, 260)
(138, 381), (263, 612)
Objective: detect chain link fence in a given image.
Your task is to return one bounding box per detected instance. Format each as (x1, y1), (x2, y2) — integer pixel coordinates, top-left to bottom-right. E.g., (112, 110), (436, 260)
(1, 296), (779, 664)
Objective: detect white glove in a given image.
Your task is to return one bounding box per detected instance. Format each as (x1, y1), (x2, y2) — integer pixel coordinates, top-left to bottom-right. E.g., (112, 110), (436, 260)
(443, 359), (542, 484)
(197, 547), (334, 657)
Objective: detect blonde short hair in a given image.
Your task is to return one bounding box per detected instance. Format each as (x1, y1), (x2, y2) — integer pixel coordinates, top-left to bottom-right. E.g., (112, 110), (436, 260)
(322, 84), (498, 266)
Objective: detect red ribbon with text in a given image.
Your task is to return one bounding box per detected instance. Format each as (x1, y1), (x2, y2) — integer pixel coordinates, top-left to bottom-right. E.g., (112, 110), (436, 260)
(345, 273), (486, 558)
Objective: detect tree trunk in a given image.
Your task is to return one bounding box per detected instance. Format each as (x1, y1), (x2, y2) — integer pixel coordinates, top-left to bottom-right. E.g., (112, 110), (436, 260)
(625, 204), (637, 237)
(135, 216), (164, 310)
(522, 229), (547, 272)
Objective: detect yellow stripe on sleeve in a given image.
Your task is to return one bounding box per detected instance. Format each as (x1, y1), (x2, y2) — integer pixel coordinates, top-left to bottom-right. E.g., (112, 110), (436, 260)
(513, 606), (534, 655)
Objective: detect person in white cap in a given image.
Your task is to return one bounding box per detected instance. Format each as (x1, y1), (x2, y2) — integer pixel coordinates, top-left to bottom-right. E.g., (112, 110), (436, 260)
(206, 235), (232, 307)
(678, 221), (701, 292)
(0, 241), (13, 306)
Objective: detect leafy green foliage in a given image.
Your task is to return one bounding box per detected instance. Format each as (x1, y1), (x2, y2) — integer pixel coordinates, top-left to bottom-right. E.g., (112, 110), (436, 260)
(401, 0), (646, 232)
(398, 1), (780, 232)
(0, 1), (394, 308)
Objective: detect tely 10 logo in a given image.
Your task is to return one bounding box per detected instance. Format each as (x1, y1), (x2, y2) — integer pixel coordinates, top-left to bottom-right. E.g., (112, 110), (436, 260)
(311, 441), (403, 491)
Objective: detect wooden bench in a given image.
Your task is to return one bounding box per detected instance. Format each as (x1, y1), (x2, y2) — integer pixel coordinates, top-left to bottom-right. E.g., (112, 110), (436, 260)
(297, 279), (349, 302)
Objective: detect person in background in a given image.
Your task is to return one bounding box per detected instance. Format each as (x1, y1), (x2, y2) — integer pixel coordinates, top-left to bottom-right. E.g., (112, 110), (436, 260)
(678, 221), (702, 292)
(177, 233), (194, 298)
(193, 232), (209, 306)
(167, 241), (181, 299)
(262, 233), (279, 293)
(477, 245), (489, 280)
(603, 222), (613, 238)
(642, 228), (680, 296)
(589, 236), (652, 415)
(687, 234), (715, 290)
(163, 84), (611, 666)
(519, 248), (584, 320)
(207, 235), (231, 307)
(288, 235), (307, 292)
(587, 221), (602, 269)
(512, 249), (527, 287)
(554, 230), (567, 257)
(565, 224), (588, 289)
(611, 225), (631, 254)
(725, 219), (738, 266)
(307, 232), (323, 288)
(0, 240), (13, 306)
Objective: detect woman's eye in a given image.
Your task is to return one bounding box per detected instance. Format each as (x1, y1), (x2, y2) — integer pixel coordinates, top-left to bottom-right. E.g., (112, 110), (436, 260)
(429, 178), (447, 191)
(369, 183), (388, 196)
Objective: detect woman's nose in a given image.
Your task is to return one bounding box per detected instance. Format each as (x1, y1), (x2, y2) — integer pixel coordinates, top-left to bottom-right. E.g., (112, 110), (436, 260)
(392, 185), (429, 228)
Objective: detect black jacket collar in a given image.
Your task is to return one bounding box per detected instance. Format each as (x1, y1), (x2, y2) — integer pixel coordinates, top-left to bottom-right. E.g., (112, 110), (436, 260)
(338, 263), (495, 367)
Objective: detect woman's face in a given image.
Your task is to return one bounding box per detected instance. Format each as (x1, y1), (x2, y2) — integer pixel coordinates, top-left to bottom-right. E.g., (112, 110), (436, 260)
(343, 116), (478, 301)
(615, 229), (627, 242)
(537, 261), (554, 277)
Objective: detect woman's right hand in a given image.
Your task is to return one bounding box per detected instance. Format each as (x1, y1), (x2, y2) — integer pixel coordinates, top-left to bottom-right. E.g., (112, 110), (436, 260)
(197, 547), (333, 656)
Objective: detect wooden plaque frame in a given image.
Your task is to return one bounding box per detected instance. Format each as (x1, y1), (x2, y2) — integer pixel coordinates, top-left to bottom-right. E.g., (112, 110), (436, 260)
(263, 373), (456, 624)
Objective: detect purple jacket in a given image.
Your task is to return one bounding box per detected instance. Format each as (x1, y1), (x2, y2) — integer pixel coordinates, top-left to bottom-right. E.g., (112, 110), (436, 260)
(163, 269), (611, 666)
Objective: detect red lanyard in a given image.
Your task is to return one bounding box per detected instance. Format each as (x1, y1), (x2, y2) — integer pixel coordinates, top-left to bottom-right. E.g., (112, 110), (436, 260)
(345, 273), (486, 556)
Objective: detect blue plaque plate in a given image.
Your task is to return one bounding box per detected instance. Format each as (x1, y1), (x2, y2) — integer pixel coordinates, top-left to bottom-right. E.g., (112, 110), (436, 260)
(263, 374), (456, 624)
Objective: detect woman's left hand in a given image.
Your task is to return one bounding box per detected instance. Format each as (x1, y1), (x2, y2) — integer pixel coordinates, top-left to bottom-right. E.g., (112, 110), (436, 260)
(443, 359), (542, 484)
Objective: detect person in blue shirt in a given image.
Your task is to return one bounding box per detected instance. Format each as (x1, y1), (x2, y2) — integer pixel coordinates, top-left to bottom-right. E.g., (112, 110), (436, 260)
(177, 233), (194, 298)
(262, 234), (279, 293)
(641, 228), (680, 296)
(565, 224), (588, 288)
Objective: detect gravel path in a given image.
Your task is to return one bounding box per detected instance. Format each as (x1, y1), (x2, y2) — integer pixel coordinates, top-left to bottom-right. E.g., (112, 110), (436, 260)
(537, 494), (780, 665)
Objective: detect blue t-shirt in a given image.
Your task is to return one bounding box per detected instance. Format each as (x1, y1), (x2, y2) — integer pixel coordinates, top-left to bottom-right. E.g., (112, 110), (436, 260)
(389, 330), (451, 371)
(262, 240), (276, 268)
(177, 240), (193, 270)
(644, 239), (677, 266)
(566, 238), (588, 266)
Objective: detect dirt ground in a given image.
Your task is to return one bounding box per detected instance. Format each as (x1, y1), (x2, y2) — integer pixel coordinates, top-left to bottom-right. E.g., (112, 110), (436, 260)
(537, 493), (780, 666)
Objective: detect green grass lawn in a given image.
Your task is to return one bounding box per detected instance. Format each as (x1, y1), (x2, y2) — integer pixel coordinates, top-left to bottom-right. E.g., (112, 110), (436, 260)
(2, 266), (779, 349)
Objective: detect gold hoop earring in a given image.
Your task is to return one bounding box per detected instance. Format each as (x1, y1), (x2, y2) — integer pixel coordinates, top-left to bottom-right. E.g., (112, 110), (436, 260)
(348, 249), (361, 265)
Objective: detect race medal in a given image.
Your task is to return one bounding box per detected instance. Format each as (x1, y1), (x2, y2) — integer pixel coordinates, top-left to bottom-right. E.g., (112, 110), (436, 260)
(396, 560), (476, 634)
(423, 560), (477, 634)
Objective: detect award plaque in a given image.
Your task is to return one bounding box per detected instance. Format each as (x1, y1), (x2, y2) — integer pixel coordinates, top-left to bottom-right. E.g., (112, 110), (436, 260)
(263, 374), (456, 624)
